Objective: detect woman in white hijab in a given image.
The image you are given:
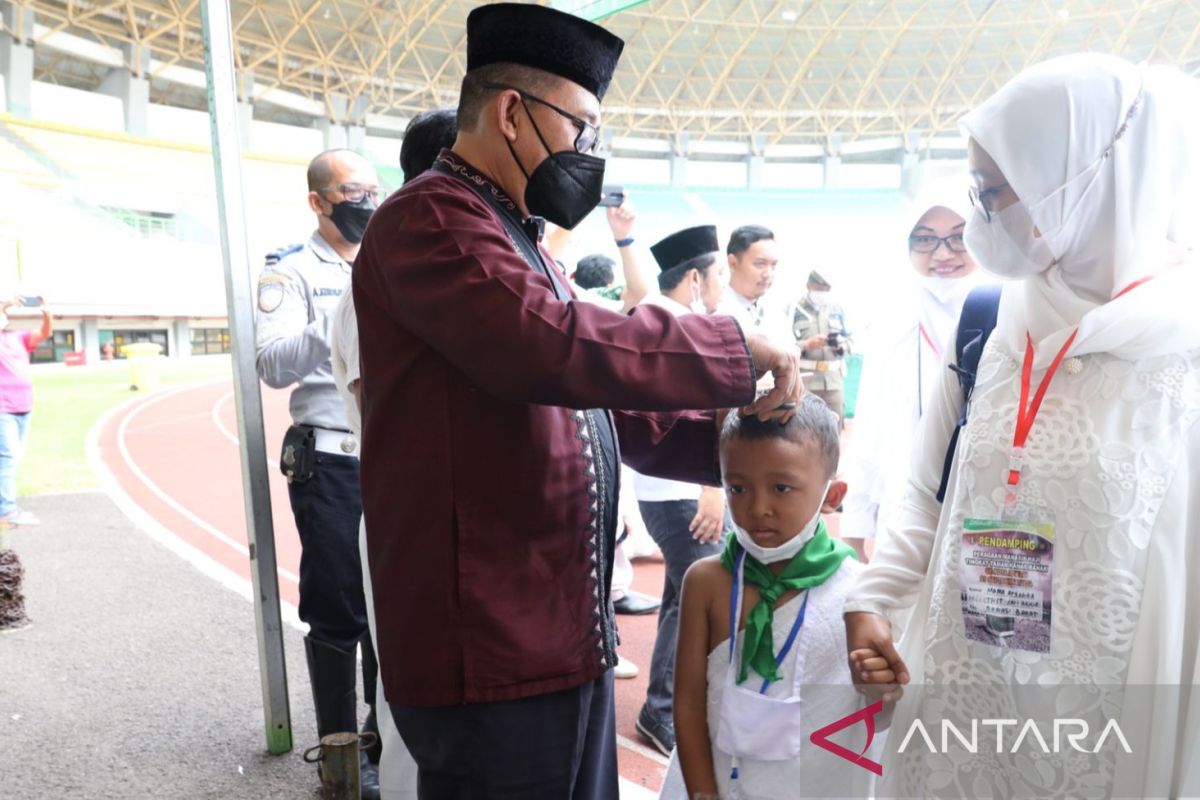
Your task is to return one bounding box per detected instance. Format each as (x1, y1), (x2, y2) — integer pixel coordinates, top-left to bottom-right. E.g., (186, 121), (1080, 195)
(841, 196), (989, 562)
(844, 53), (1200, 798)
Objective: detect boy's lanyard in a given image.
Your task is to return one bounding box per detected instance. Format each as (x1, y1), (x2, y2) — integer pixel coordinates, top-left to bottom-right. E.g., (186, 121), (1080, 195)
(728, 550), (811, 693)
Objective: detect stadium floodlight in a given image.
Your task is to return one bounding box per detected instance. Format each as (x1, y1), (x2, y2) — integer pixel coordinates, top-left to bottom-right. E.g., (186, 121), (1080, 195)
(550, 0), (652, 22)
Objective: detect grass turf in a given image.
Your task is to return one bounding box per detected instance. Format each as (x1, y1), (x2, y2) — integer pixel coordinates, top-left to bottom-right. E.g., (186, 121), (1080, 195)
(18, 355), (233, 496)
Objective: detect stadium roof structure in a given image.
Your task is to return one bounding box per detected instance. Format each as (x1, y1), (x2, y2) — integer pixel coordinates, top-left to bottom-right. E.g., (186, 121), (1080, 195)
(11, 0), (1200, 152)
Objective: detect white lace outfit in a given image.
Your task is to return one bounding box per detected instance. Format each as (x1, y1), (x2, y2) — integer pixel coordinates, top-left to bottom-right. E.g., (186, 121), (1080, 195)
(845, 55), (1200, 799)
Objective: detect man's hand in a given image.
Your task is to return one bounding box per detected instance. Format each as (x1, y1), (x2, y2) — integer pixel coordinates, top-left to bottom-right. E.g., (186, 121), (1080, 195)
(803, 334), (827, 352)
(845, 611), (909, 703)
(606, 198), (636, 242)
(689, 486), (726, 544)
(744, 333), (803, 422)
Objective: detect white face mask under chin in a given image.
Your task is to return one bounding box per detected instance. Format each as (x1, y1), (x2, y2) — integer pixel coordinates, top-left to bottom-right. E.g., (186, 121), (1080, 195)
(964, 202), (1056, 280)
(732, 481), (830, 564)
(922, 275), (969, 305)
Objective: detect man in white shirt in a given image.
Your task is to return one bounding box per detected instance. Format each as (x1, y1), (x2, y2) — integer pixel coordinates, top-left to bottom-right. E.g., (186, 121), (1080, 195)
(631, 224), (729, 757)
(716, 224), (790, 343)
(328, 106), (458, 800)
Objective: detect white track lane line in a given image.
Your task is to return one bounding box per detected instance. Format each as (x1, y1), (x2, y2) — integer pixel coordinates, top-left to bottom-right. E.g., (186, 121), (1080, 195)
(617, 734), (670, 766)
(211, 389), (240, 445)
(87, 384), (305, 632)
(105, 383), (300, 585)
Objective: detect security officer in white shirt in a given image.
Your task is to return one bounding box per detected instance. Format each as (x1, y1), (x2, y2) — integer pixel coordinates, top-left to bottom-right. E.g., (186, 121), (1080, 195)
(255, 148), (381, 799)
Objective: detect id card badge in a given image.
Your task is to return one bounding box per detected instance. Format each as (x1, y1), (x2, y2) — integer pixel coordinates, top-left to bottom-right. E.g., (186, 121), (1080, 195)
(959, 517), (1055, 654)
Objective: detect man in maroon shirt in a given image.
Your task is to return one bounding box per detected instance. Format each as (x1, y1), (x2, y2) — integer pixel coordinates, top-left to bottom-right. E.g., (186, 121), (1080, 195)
(353, 4), (802, 797)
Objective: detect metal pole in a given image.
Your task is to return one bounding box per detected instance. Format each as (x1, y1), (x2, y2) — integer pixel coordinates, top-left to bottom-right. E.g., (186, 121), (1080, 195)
(199, 0), (292, 755)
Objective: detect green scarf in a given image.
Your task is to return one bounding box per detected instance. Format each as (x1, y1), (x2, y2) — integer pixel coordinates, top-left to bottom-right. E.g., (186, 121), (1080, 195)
(720, 521), (856, 685)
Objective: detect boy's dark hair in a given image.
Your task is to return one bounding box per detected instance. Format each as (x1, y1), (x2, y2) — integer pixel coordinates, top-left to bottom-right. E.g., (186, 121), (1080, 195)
(720, 393), (840, 477)
(575, 254), (615, 289)
(457, 63), (559, 131)
(726, 224), (775, 257)
(400, 108), (458, 183)
(659, 253), (716, 292)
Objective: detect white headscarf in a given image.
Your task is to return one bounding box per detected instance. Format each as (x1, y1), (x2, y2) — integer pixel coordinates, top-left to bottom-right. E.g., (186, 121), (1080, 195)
(960, 54), (1200, 368)
(905, 190), (989, 354)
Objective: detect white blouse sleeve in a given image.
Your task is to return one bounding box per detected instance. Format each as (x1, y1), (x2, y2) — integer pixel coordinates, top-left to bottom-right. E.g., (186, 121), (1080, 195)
(844, 345), (961, 619)
(841, 344), (886, 539)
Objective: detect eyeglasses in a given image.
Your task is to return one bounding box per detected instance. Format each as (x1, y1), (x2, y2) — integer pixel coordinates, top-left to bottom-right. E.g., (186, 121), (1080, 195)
(909, 233), (967, 254)
(483, 82), (600, 154)
(967, 182), (1011, 223)
(320, 183), (381, 204)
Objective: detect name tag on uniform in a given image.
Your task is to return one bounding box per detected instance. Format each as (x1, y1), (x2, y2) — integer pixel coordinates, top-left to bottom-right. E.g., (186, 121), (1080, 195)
(313, 287), (343, 298)
(958, 517), (1055, 654)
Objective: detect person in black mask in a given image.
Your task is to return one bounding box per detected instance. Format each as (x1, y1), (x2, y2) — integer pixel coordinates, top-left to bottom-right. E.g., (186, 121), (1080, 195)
(255, 147), (382, 799)
(352, 4), (804, 799)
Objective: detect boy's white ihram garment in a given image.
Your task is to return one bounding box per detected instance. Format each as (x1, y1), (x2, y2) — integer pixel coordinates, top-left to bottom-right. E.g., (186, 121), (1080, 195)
(658, 560), (872, 800)
(845, 55), (1200, 798)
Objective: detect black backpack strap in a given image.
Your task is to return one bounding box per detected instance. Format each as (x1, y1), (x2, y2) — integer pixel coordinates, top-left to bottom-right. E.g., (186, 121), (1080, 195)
(936, 284), (1003, 503)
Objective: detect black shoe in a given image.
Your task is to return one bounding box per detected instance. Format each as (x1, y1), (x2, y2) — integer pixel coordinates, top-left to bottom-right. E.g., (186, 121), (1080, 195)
(636, 708), (675, 756)
(614, 591), (661, 615)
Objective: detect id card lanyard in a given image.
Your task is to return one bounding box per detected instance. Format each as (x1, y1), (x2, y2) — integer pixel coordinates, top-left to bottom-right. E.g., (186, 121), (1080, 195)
(726, 550), (810, 790)
(1002, 276), (1154, 514)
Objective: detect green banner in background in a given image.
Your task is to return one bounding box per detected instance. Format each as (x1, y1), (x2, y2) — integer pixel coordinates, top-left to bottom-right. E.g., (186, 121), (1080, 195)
(550, 0), (651, 21)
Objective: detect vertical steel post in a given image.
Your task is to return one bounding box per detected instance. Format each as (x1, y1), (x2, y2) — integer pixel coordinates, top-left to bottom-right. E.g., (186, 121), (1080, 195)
(199, 0), (292, 754)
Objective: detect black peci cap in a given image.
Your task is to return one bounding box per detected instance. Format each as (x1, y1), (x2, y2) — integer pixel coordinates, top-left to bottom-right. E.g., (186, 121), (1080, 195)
(651, 225), (720, 272)
(466, 3), (625, 100)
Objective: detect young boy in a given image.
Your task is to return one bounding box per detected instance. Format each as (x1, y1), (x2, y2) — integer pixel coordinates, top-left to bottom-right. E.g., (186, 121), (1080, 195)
(658, 394), (873, 799)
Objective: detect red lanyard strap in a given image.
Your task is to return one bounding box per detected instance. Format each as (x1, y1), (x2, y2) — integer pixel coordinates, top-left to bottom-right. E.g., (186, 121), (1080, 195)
(1008, 330), (1078, 489)
(919, 322), (942, 361)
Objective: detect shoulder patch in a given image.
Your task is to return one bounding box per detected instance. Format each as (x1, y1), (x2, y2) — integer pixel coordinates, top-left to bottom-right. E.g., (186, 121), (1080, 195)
(258, 281), (286, 313)
(264, 243), (304, 266)
(257, 273), (292, 287)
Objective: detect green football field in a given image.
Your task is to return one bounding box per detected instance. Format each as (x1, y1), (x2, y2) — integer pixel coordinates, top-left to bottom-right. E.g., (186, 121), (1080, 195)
(18, 356), (233, 496)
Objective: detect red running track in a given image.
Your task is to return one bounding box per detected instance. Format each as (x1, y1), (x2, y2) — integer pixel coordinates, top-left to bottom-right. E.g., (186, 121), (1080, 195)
(92, 378), (672, 795)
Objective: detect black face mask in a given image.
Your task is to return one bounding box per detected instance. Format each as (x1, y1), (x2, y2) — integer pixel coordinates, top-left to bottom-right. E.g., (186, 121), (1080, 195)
(328, 197), (376, 245)
(507, 102), (605, 231)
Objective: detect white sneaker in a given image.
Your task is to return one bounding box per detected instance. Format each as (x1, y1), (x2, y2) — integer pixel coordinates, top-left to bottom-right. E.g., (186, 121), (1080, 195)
(614, 655), (639, 679)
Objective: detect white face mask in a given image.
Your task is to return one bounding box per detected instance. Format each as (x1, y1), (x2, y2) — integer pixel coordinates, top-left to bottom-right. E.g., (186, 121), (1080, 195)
(808, 290), (831, 306)
(732, 481), (830, 564)
(964, 202), (1056, 280)
(921, 275), (968, 304)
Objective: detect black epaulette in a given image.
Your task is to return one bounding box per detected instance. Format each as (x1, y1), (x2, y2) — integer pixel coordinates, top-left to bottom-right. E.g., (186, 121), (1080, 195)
(264, 243), (304, 266)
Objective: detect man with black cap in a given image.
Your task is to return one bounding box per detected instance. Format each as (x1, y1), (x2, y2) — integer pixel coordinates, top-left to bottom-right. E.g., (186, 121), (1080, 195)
(794, 269), (852, 424)
(629, 225), (730, 757)
(353, 4), (803, 797)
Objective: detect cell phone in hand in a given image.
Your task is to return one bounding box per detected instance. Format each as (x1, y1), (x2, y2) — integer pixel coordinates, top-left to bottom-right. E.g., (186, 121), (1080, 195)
(827, 332), (840, 347)
(599, 185), (625, 208)
(19, 295), (42, 308)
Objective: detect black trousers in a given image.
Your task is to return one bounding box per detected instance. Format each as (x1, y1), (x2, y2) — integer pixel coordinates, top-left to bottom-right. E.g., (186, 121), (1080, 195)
(287, 451), (368, 651)
(391, 671), (618, 800)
